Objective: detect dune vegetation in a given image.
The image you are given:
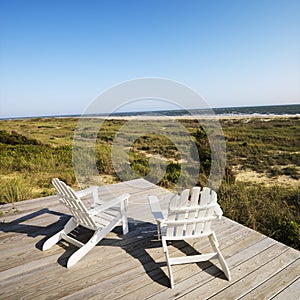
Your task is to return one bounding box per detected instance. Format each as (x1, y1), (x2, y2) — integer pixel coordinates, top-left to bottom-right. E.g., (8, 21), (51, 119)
(0, 116), (299, 249)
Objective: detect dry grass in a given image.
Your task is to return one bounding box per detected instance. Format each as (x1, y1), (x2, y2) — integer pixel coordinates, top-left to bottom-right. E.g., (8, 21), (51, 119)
(0, 116), (299, 249)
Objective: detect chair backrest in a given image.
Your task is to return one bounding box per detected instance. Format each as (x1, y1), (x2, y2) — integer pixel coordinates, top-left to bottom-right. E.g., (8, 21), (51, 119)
(165, 187), (220, 238)
(52, 178), (97, 230)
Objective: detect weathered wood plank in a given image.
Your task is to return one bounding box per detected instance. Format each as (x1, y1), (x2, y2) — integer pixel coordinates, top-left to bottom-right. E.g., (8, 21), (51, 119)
(54, 219), (241, 299)
(173, 240), (281, 299)
(0, 221), (162, 297)
(240, 258), (300, 300)
(207, 244), (297, 299)
(125, 230), (271, 300)
(0, 211), (69, 244)
(0, 179), (299, 299)
(1, 217), (233, 299)
(271, 277), (300, 300)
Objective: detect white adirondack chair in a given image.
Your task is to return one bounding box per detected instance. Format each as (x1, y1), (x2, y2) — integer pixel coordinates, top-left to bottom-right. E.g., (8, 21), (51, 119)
(43, 178), (130, 268)
(148, 187), (231, 288)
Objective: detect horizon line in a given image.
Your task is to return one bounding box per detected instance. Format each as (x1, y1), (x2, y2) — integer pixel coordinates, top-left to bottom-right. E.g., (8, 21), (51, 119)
(1, 103), (300, 121)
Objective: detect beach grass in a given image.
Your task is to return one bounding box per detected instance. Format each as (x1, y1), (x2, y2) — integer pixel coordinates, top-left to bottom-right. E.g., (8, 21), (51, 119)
(0, 116), (299, 249)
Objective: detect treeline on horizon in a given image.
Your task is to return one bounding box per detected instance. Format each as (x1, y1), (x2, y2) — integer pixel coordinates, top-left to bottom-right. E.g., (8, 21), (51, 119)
(0, 116), (299, 250)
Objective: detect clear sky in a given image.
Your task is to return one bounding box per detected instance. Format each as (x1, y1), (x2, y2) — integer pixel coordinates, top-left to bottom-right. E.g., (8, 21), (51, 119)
(0, 0), (299, 118)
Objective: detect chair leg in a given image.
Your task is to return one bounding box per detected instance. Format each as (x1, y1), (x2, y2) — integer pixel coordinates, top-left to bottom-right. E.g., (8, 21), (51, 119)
(162, 239), (174, 288)
(216, 248), (231, 281)
(42, 218), (77, 251)
(67, 217), (120, 268)
(120, 201), (128, 235)
(122, 217), (128, 235)
(157, 221), (162, 240)
(208, 232), (231, 281)
(66, 230), (103, 268)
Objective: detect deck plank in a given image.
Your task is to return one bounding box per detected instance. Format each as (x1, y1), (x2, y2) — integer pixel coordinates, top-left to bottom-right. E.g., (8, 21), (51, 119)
(240, 259), (300, 300)
(207, 247), (299, 300)
(137, 233), (273, 300)
(59, 220), (242, 300)
(0, 178), (299, 299)
(271, 277), (300, 300)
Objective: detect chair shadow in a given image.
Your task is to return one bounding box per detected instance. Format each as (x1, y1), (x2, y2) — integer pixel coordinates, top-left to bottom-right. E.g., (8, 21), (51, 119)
(166, 238), (227, 280)
(0, 208), (68, 240)
(0, 210), (224, 287)
(54, 218), (171, 287)
(108, 218), (226, 287)
(108, 219), (171, 287)
(0, 209), (169, 287)
(54, 217), (223, 287)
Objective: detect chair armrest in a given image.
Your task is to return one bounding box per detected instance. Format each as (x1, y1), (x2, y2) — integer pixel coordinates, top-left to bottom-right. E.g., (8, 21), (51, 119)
(76, 186), (98, 198)
(148, 195), (165, 221)
(76, 186), (100, 205)
(214, 204), (223, 218)
(89, 193), (130, 214)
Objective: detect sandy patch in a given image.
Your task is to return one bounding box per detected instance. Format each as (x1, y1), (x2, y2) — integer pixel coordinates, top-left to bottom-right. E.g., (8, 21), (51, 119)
(234, 169), (300, 187)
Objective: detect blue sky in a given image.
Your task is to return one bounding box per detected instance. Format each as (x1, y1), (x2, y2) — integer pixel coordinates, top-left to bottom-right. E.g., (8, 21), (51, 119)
(0, 0), (299, 118)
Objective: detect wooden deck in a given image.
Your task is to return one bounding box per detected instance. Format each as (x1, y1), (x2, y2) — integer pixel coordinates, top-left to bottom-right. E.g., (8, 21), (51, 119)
(0, 178), (299, 299)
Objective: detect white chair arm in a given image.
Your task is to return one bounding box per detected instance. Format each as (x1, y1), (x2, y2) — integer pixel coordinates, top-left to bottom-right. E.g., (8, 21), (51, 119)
(214, 204), (223, 218)
(148, 195), (164, 221)
(76, 186), (98, 198)
(89, 193), (130, 214)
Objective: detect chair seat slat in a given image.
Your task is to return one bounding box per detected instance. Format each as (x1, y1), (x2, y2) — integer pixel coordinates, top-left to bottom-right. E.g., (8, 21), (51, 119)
(168, 253), (218, 265)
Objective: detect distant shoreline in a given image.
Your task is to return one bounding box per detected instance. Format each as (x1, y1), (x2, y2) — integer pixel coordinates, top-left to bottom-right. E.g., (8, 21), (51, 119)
(2, 113), (299, 122)
(103, 113), (300, 121)
(1, 104), (300, 121)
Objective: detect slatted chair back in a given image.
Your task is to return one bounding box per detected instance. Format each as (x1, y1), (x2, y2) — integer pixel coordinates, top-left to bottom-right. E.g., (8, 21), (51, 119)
(165, 187), (219, 239)
(52, 178), (97, 230)
(148, 186), (230, 288)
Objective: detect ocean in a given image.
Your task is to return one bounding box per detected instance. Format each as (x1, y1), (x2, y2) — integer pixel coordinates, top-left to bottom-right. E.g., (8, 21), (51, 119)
(111, 104), (300, 117)
(1, 104), (300, 120)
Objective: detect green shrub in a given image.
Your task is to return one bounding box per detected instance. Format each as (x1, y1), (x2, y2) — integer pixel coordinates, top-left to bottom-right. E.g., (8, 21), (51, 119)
(0, 117), (299, 251)
(131, 159), (150, 177)
(0, 176), (32, 204)
(270, 217), (299, 249)
(218, 181), (300, 250)
(0, 130), (40, 145)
